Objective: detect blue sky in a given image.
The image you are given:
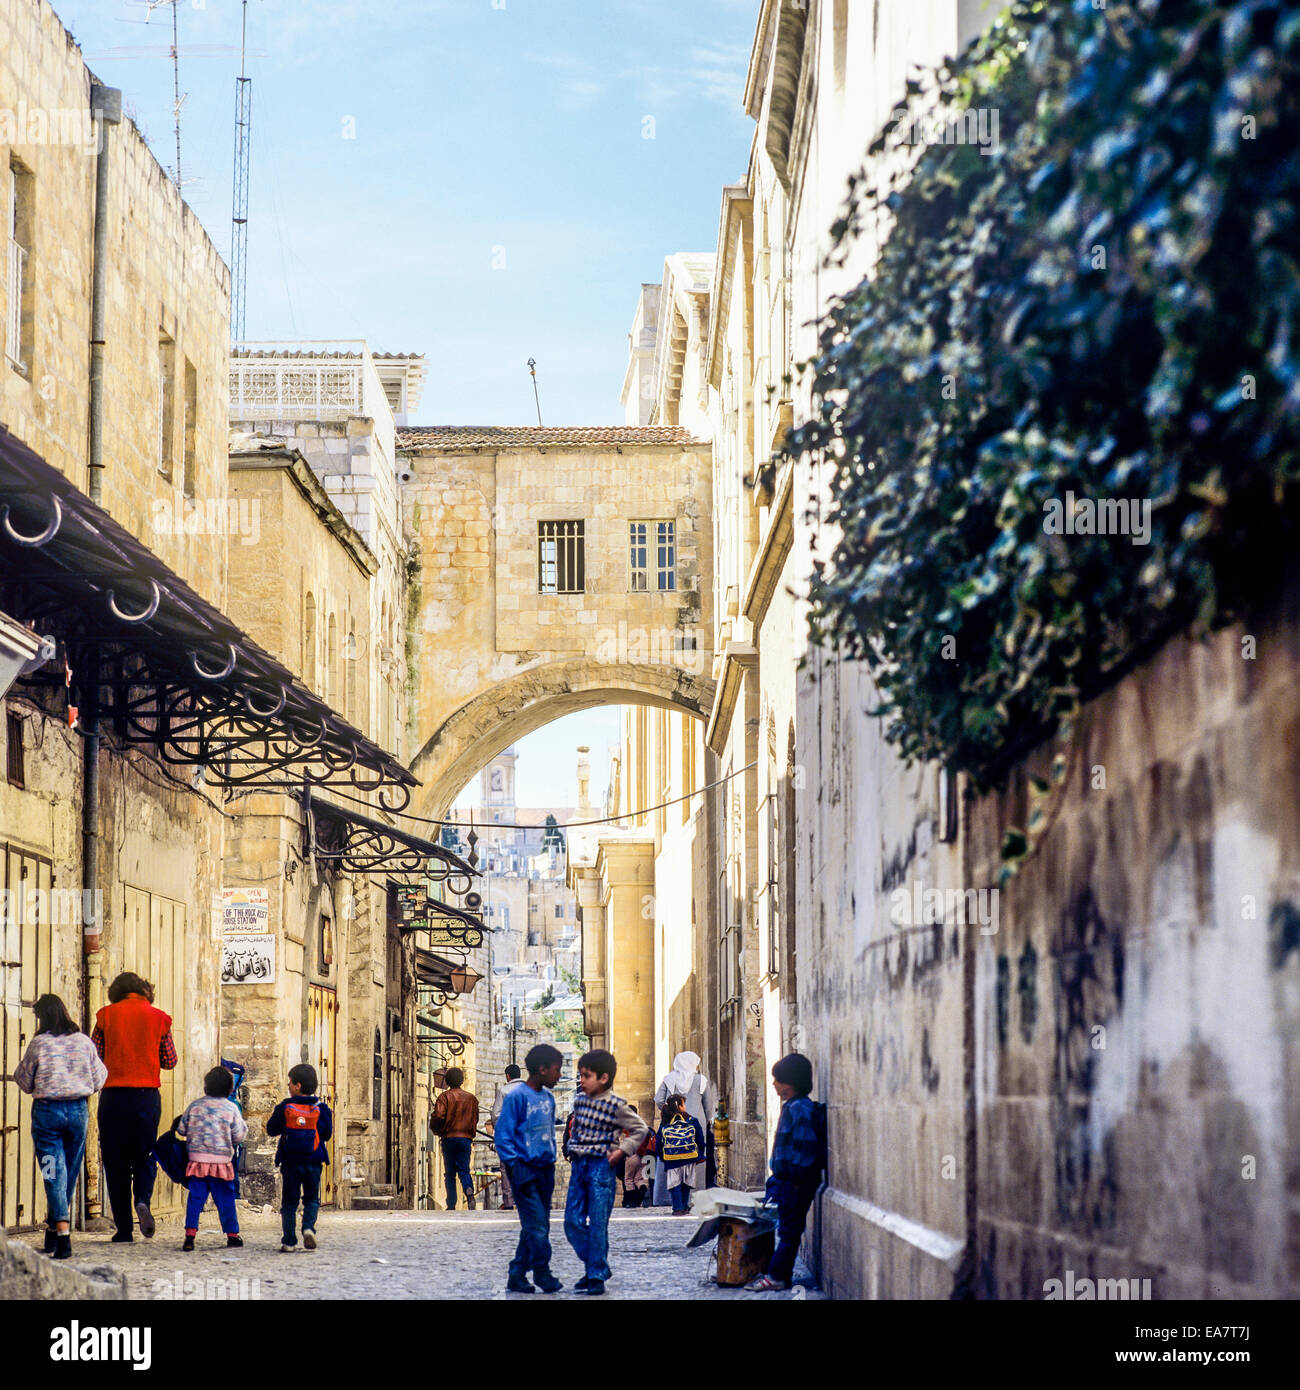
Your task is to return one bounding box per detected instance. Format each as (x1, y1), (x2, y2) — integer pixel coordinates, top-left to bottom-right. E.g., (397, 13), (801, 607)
(52, 0), (753, 809)
(56, 0), (757, 425)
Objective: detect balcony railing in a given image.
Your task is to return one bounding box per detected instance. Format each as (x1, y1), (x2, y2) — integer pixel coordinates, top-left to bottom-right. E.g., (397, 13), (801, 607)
(5, 238), (26, 371)
(229, 340), (394, 466)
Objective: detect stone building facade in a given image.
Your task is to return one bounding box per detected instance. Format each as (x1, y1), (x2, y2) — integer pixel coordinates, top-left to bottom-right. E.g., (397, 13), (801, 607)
(396, 426), (715, 818)
(619, 0), (1300, 1302)
(0, 0), (230, 1230)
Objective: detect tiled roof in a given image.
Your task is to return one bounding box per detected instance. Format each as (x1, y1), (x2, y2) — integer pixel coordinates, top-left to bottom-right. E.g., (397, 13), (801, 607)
(396, 425), (703, 450)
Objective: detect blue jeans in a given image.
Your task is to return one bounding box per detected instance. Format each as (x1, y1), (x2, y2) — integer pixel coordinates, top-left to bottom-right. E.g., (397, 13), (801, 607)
(564, 1154), (618, 1281)
(280, 1161), (321, 1245)
(505, 1161), (555, 1282)
(185, 1176), (239, 1235)
(670, 1177), (691, 1213)
(31, 1098), (89, 1227)
(767, 1179), (818, 1284)
(441, 1137), (473, 1209)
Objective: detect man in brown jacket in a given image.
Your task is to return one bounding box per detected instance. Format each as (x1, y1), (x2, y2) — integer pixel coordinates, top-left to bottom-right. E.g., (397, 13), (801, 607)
(432, 1068), (480, 1210)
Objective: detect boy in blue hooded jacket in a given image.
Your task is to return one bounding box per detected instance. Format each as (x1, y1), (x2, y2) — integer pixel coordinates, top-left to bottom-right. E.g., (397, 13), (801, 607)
(265, 1063), (332, 1253)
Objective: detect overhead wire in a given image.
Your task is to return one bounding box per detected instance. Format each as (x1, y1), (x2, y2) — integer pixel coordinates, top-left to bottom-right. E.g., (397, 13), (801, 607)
(302, 760), (759, 833)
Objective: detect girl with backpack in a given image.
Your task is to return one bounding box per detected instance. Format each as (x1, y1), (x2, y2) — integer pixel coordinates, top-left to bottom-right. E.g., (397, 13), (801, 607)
(176, 1066), (248, 1251)
(653, 1052), (714, 1205)
(656, 1094), (706, 1215)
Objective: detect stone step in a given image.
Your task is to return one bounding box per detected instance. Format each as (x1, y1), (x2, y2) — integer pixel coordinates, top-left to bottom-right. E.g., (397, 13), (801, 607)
(369, 1184), (396, 1196)
(350, 1195), (395, 1211)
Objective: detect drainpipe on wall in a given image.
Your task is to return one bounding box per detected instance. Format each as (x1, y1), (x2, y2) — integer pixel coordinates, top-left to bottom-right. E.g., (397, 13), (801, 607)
(87, 84), (121, 510)
(81, 84), (122, 1221)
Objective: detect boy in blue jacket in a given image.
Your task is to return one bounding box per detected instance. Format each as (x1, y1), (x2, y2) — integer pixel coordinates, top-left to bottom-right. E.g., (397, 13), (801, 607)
(265, 1063), (333, 1253)
(493, 1043), (564, 1294)
(746, 1052), (827, 1292)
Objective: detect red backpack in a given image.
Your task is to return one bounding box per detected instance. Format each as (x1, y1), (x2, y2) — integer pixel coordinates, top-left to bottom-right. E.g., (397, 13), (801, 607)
(284, 1101), (321, 1137)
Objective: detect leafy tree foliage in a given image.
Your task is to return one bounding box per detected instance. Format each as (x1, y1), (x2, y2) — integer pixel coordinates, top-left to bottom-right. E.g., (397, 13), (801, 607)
(789, 0), (1300, 792)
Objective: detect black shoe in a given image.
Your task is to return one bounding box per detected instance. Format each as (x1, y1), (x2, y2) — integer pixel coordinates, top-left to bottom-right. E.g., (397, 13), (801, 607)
(584, 1279), (606, 1295)
(135, 1201), (155, 1238)
(226, 1235), (244, 1248)
(53, 1234), (72, 1260)
(505, 1277), (535, 1294)
(574, 1276), (591, 1291)
(181, 1235), (195, 1252)
(467, 1194), (477, 1211)
(43, 1228), (58, 1255)
(111, 1232), (133, 1244)
(534, 1273), (564, 1294)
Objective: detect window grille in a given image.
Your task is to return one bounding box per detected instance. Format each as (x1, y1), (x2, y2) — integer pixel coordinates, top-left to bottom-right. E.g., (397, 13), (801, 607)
(538, 520), (584, 594)
(6, 712), (23, 787)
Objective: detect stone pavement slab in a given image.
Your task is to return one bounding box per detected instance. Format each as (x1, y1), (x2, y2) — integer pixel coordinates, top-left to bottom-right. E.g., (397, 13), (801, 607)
(11, 1206), (823, 1302)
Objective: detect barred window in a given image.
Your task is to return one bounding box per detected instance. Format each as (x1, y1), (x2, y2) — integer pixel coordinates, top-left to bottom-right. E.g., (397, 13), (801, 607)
(539, 520), (584, 594)
(630, 520), (676, 591)
(6, 711), (24, 787)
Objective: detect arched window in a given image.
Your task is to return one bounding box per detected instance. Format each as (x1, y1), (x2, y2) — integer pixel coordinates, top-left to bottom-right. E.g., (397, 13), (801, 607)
(327, 613), (338, 704)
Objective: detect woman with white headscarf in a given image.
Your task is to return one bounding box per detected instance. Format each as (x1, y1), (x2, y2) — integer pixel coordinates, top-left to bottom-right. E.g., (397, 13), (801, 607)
(652, 1051), (714, 1208)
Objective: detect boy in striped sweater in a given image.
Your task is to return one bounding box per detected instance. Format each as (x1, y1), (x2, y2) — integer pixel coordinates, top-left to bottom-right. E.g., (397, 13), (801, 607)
(563, 1049), (648, 1295)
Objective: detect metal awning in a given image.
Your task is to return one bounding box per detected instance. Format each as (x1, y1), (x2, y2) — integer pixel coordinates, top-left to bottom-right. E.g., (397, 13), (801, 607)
(413, 949), (459, 990)
(0, 424), (415, 805)
(308, 792), (477, 884)
(416, 1014), (469, 1057)
(417, 1015), (470, 1041)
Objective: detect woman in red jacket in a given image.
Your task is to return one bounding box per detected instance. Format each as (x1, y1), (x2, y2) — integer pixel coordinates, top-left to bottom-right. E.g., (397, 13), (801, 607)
(92, 973), (178, 1242)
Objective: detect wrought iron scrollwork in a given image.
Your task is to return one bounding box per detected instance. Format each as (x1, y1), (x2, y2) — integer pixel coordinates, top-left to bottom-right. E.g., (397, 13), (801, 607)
(1, 495), (62, 547)
(107, 578), (161, 623)
(190, 644), (238, 680)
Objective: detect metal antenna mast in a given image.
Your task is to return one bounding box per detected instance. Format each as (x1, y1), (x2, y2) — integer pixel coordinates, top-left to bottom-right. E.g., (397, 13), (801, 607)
(138, 0), (186, 187)
(231, 0), (253, 344)
(170, 0), (182, 189)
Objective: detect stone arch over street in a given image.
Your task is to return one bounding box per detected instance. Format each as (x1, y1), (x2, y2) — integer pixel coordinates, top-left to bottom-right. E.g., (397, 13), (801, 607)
(410, 658), (715, 818)
(396, 426), (714, 817)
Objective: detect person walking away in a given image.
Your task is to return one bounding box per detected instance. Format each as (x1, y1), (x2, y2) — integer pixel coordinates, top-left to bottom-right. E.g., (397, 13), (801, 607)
(14, 994), (107, 1258)
(93, 972), (177, 1241)
(564, 1049), (648, 1295)
(621, 1105), (651, 1208)
(656, 1094), (706, 1215)
(176, 1066), (248, 1251)
(431, 1067), (479, 1211)
(493, 1044), (564, 1294)
(745, 1053), (827, 1292)
(653, 1051), (713, 1207)
(266, 1063), (333, 1252)
(489, 1063), (524, 1210)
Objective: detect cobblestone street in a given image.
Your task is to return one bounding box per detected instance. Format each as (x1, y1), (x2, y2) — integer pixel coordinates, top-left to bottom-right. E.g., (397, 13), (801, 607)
(13, 1207), (821, 1302)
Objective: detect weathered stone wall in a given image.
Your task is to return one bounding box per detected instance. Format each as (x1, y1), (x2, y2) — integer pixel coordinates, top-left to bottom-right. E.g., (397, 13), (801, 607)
(226, 451), (376, 725)
(968, 588), (1300, 1300)
(230, 417), (407, 758)
(0, 0), (230, 608)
